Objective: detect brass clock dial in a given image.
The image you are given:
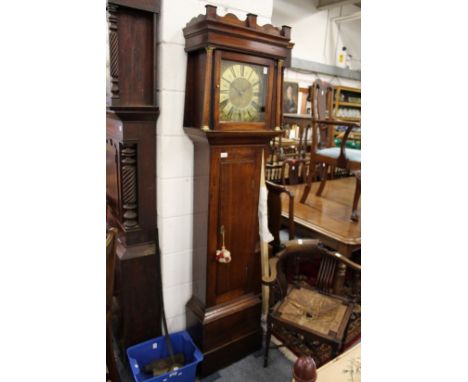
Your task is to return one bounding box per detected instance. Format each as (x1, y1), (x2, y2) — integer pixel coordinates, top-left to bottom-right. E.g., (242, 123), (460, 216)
(219, 60), (266, 122)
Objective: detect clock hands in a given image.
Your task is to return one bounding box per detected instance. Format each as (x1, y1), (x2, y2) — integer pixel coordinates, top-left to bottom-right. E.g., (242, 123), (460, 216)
(231, 83), (244, 96)
(232, 83), (250, 97)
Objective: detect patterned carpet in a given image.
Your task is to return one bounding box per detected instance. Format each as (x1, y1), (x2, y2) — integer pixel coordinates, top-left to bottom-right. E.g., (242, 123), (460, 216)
(274, 248), (361, 368)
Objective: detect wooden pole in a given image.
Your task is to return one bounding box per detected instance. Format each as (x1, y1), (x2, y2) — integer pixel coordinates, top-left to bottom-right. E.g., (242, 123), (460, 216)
(259, 149), (270, 316)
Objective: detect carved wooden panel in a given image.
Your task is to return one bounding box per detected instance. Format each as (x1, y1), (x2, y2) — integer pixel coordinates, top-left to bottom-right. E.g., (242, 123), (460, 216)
(120, 142), (138, 229)
(107, 4), (120, 105)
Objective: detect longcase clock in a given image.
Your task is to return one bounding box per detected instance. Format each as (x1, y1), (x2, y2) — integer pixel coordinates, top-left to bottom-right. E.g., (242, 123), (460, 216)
(183, 5), (292, 375)
(106, 0), (161, 351)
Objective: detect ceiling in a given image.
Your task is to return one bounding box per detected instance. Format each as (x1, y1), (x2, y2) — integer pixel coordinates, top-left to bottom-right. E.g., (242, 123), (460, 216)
(317, 0), (361, 10)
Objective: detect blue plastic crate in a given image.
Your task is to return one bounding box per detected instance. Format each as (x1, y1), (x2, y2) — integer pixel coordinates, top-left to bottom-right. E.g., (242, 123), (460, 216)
(127, 330), (203, 382)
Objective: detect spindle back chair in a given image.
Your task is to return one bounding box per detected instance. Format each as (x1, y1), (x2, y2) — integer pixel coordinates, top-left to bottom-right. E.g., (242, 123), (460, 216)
(300, 80), (361, 210)
(263, 239), (361, 367)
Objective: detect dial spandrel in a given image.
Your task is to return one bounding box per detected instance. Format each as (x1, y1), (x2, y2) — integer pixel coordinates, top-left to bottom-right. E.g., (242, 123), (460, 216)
(219, 60), (267, 122)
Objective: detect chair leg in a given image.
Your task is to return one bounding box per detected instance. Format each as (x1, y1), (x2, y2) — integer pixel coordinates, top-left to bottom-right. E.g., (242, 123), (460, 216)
(332, 341), (344, 359)
(300, 183), (312, 204)
(316, 164), (329, 196)
(264, 318), (272, 367)
(351, 176), (361, 222)
(300, 159), (316, 204)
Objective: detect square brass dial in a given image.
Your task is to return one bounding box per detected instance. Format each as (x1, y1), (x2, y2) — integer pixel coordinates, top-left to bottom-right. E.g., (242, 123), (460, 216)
(219, 60), (267, 122)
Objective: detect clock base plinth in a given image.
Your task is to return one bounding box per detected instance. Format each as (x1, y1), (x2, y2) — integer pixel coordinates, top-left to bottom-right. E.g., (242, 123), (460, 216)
(200, 330), (263, 376)
(186, 294), (263, 377)
(115, 241), (162, 351)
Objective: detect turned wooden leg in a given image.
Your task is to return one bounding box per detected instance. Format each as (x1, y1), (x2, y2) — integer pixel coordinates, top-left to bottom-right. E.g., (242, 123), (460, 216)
(351, 175), (361, 222)
(316, 164), (329, 196)
(333, 261), (347, 296)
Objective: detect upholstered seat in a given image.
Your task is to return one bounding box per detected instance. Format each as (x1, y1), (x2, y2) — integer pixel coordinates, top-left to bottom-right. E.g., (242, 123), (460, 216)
(317, 147), (361, 163)
(300, 80), (361, 209)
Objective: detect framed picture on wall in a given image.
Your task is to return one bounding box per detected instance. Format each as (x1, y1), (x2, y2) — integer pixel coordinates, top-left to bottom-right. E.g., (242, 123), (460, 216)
(283, 81), (299, 114)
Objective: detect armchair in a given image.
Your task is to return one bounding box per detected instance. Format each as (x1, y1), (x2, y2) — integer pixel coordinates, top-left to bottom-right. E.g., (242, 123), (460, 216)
(262, 239), (361, 368)
(299, 80), (361, 218)
(266, 180), (295, 254)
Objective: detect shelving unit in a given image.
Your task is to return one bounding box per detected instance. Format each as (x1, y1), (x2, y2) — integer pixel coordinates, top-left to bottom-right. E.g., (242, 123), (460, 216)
(333, 85), (361, 148)
(333, 85), (361, 120)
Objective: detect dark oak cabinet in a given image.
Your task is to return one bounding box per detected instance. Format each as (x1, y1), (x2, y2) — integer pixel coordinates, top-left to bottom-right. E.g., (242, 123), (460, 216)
(106, 0), (161, 351)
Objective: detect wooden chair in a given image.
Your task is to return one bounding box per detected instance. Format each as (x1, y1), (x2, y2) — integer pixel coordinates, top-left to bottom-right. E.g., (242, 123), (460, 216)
(266, 180), (295, 254)
(106, 227), (120, 382)
(281, 158), (308, 186)
(280, 120), (311, 186)
(300, 80), (361, 207)
(266, 162), (284, 183)
(263, 239), (361, 367)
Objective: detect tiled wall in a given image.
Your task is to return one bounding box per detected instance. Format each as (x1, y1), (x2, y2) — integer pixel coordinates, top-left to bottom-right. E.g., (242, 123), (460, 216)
(157, 0), (274, 332)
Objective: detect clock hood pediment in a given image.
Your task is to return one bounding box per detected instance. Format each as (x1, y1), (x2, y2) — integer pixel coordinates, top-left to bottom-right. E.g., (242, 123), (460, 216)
(183, 5), (293, 63)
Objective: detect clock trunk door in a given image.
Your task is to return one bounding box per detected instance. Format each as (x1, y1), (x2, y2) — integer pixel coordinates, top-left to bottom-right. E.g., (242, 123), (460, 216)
(207, 146), (262, 306)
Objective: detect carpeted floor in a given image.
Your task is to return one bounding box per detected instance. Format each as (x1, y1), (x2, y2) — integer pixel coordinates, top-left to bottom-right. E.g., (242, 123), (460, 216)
(113, 276), (360, 381)
(198, 348), (292, 382)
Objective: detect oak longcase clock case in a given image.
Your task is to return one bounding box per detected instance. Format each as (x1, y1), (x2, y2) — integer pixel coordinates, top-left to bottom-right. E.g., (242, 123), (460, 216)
(183, 5), (292, 376)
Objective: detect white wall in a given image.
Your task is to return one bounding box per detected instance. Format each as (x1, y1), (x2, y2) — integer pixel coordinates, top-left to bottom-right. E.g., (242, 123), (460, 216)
(272, 0), (360, 91)
(157, 0), (274, 333)
(272, 0), (361, 70)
